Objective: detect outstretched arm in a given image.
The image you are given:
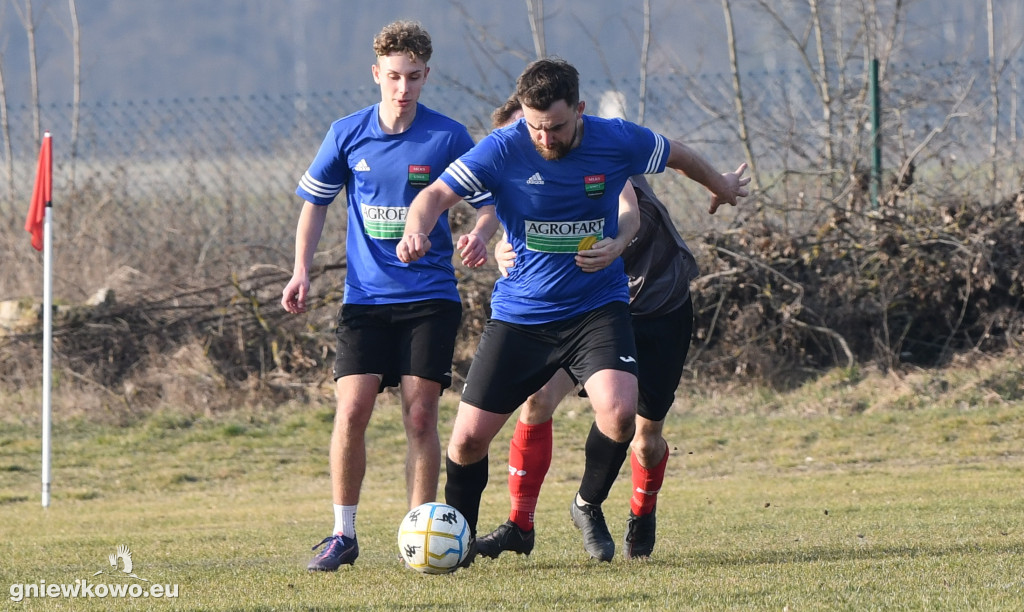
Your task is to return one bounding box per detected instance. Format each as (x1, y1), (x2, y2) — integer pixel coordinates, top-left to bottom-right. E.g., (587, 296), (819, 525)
(396, 180), (465, 263)
(665, 138), (750, 214)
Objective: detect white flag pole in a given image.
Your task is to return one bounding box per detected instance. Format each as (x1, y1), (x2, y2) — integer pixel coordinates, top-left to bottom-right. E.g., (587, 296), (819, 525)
(41, 137), (53, 509)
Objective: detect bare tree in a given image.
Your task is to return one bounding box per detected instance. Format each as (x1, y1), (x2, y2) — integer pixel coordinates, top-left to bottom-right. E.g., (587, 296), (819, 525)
(982, 1), (1024, 193)
(744, 0), (921, 206)
(721, 0), (759, 191)
(47, 0), (83, 188)
(525, 0), (545, 59)
(68, 0), (81, 189)
(1012, 71), (1019, 151)
(444, 1), (532, 103)
(808, 0), (835, 182)
(987, 0), (998, 198)
(569, 15), (622, 91)
(637, 0), (650, 125)
(0, 52), (12, 203)
(13, 0), (41, 144)
(750, 0), (835, 203)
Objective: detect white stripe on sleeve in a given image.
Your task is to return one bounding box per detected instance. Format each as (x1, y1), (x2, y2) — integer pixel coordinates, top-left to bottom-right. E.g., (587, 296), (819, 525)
(444, 160), (487, 194)
(464, 191), (493, 205)
(298, 172), (343, 199)
(645, 134), (667, 175)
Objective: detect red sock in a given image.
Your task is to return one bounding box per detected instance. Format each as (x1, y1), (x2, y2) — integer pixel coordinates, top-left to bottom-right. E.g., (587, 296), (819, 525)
(630, 448), (668, 516)
(507, 418), (553, 531)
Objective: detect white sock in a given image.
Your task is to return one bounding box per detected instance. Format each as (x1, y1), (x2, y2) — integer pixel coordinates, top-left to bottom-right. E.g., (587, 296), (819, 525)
(333, 504), (357, 538)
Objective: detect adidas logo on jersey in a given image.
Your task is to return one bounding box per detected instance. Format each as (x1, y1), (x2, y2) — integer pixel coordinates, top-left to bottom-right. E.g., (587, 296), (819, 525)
(526, 172), (545, 185)
(354, 159), (371, 172)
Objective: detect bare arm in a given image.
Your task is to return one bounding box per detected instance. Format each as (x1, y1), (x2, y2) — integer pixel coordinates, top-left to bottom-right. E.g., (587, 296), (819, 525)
(494, 231), (514, 278)
(396, 180), (465, 263)
(575, 181), (640, 273)
(456, 204), (499, 268)
(616, 182), (641, 248)
(281, 200), (329, 313)
(665, 138), (750, 214)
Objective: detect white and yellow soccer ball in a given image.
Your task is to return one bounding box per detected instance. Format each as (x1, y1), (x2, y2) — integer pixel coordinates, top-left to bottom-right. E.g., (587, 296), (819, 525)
(397, 502), (470, 574)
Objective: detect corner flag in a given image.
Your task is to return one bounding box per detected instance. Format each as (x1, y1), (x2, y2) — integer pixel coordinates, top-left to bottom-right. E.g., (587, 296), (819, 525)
(26, 132), (54, 507)
(26, 133), (52, 251)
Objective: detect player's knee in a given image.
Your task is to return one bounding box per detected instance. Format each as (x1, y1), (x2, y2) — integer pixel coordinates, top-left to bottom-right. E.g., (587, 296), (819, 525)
(403, 404), (439, 437)
(522, 395), (556, 424)
(596, 412), (635, 443)
(613, 419), (637, 442)
(607, 401), (637, 431)
(334, 400), (373, 431)
(447, 433), (489, 465)
(630, 433), (664, 464)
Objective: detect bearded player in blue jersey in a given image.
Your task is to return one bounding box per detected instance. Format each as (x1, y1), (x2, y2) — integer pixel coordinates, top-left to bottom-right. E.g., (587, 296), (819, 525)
(281, 20), (497, 571)
(473, 96), (702, 563)
(397, 58), (748, 566)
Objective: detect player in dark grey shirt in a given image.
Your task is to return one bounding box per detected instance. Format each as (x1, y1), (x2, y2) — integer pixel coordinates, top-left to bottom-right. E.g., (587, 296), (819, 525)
(477, 171), (699, 562)
(622, 174), (699, 316)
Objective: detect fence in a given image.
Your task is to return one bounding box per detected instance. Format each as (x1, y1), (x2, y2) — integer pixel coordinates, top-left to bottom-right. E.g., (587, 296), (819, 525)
(1, 57), (1022, 298)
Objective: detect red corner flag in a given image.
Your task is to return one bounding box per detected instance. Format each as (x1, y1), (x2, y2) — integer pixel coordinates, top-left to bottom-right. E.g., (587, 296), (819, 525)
(25, 132), (52, 251)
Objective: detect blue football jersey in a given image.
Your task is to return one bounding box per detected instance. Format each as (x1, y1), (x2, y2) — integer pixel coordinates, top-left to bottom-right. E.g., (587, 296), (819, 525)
(297, 103), (491, 305)
(441, 115), (668, 324)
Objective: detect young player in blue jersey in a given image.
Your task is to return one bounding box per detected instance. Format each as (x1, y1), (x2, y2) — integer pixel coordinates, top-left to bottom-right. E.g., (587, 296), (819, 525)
(475, 97), (701, 562)
(281, 20), (497, 571)
(397, 58), (748, 566)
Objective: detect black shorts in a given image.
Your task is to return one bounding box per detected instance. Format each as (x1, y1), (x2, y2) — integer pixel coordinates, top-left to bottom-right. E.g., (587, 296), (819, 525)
(332, 299), (462, 392)
(633, 297), (693, 421)
(461, 301), (638, 414)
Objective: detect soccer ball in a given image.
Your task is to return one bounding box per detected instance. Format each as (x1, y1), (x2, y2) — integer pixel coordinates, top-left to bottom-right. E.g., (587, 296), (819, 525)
(397, 502), (470, 574)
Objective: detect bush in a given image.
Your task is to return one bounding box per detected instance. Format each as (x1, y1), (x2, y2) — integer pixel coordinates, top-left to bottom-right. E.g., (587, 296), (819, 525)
(2, 188), (1023, 411)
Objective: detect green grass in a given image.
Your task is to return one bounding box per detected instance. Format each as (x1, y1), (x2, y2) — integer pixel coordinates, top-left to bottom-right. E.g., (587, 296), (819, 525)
(1, 358), (1024, 611)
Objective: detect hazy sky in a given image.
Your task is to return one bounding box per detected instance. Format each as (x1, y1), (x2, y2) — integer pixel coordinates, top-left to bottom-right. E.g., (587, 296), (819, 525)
(1, 0), (1020, 107)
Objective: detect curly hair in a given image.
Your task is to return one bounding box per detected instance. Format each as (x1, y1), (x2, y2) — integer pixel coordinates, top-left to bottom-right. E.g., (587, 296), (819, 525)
(490, 93), (523, 129)
(373, 20), (432, 64)
(515, 58), (579, 111)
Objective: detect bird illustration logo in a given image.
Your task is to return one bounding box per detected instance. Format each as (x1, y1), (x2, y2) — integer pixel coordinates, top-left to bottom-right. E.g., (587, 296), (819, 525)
(93, 544), (149, 581)
(110, 544), (133, 574)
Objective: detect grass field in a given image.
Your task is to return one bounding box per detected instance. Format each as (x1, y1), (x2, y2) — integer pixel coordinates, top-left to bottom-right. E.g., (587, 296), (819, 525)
(1, 356), (1023, 611)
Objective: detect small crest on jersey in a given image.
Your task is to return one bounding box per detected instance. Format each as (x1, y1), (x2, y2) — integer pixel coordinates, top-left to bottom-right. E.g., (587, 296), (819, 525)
(408, 164), (431, 187)
(584, 174), (606, 198)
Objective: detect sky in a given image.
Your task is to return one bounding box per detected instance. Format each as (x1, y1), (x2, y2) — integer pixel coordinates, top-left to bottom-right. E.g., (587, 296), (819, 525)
(2, 1), (715, 106)
(0, 1), (1021, 108)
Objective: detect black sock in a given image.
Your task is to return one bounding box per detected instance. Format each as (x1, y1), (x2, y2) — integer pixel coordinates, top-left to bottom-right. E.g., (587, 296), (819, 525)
(444, 454), (488, 537)
(578, 422), (630, 506)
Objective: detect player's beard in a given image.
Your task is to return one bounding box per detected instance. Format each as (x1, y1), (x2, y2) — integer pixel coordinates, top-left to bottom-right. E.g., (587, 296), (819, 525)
(535, 140), (572, 160)
(534, 118), (579, 160)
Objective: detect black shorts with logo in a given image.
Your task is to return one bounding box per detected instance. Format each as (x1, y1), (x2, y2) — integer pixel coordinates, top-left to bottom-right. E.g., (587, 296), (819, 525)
(461, 301), (638, 415)
(332, 299), (462, 392)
